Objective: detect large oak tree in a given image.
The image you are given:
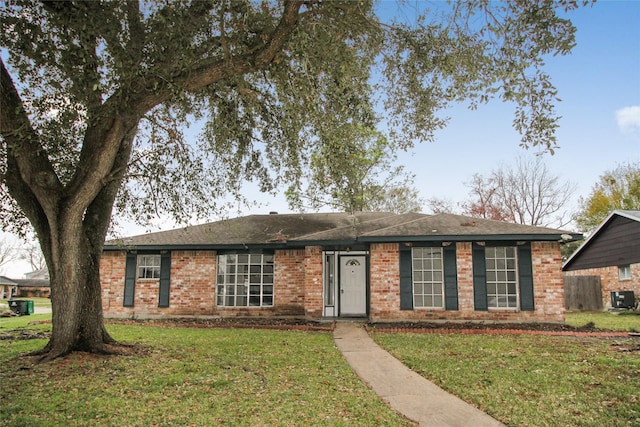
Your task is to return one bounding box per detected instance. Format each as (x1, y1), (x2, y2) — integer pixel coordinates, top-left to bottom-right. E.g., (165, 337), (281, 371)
(1, 0), (582, 360)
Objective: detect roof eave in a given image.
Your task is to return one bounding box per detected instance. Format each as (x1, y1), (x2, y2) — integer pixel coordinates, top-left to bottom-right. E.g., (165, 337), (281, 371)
(359, 234), (579, 243)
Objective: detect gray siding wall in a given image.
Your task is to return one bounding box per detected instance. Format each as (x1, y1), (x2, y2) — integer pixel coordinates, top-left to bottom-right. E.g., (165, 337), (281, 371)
(566, 216), (640, 270)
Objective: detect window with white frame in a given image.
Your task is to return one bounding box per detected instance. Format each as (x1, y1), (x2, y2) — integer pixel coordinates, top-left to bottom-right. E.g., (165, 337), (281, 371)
(485, 246), (518, 308)
(412, 247), (444, 308)
(137, 254), (161, 279)
(216, 253), (274, 307)
(619, 265), (631, 280)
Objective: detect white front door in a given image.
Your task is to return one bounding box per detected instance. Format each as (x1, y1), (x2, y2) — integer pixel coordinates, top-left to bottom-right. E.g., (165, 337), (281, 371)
(339, 255), (367, 316)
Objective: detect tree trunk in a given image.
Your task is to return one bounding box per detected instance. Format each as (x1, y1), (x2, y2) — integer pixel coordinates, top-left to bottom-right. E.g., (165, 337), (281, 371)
(31, 207), (121, 361)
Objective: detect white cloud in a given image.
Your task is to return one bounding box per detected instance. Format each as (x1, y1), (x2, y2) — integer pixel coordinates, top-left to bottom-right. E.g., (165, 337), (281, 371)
(616, 106), (640, 133)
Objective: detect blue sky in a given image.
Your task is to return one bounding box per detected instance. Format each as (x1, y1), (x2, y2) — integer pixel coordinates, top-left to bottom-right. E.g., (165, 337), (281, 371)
(225, 0), (640, 222)
(1, 0), (639, 277)
(395, 0), (640, 207)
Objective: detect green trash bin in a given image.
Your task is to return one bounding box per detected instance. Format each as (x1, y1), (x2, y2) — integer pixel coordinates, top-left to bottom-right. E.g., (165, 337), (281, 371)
(24, 300), (34, 315)
(8, 300), (33, 315)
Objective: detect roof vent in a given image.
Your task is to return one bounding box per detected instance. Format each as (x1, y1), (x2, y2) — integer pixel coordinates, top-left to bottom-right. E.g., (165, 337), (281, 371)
(269, 211), (278, 215)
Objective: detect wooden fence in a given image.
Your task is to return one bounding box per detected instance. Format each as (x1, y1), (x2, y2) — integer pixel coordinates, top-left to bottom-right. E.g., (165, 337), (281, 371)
(564, 275), (602, 311)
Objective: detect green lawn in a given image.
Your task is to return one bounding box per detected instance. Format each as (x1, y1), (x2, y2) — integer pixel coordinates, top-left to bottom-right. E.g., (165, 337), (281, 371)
(372, 332), (640, 426)
(0, 316), (412, 427)
(1, 312), (639, 426)
(566, 311), (640, 332)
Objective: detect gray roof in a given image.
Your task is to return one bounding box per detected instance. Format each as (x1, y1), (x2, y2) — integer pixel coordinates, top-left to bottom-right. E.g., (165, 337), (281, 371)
(14, 279), (50, 288)
(0, 276), (17, 285)
(105, 212), (581, 250)
(563, 209), (640, 270)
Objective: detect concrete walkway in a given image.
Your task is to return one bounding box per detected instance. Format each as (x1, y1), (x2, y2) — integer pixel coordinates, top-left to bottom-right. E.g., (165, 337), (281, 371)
(333, 322), (505, 427)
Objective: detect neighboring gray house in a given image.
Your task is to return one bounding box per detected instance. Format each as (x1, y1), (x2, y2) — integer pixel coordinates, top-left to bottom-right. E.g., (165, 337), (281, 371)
(563, 210), (640, 309)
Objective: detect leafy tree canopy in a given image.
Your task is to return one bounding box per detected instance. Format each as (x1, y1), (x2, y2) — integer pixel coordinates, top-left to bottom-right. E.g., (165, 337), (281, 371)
(1, 0), (582, 232)
(574, 162), (640, 232)
(287, 124), (422, 213)
(0, 0), (586, 360)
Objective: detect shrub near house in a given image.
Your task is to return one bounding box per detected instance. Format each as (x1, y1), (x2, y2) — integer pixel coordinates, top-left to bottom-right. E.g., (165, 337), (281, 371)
(101, 212), (580, 322)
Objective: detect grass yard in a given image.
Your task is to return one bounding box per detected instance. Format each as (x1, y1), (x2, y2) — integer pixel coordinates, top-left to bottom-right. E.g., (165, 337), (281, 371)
(1, 312), (639, 426)
(566, 311), (640, 332)
(0, 317), (412, 427)
(372, 332), (640, 427)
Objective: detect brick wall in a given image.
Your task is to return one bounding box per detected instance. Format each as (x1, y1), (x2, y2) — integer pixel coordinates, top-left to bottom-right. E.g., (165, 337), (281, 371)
(369, 243), (400, 319)
(368, 242), (565, 323)
(564, 263), (640, 309)
(274, 249), (306, 315)
(303, 246), (323, 318)
(101, 240), (567, 322)
(100, 249), (308, 318)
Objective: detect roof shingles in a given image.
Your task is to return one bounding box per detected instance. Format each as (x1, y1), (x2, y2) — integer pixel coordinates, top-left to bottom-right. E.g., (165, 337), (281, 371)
(105, 212), (579, 249)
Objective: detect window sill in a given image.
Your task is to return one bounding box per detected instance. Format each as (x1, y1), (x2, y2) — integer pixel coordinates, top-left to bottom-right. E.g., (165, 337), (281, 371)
(413, 306), (445, 311)
(216, 306), (274, 309)
(487, 307), (520, 312)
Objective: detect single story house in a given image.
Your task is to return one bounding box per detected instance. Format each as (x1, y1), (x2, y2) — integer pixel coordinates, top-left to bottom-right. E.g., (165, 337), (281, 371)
(0, 276), (17, 300)
(13, 279), (50, 298)
(563, 210), (640, 309)
(101, 212), (581, 323)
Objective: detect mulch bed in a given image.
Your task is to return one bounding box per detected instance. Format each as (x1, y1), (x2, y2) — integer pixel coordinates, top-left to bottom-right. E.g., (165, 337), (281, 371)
(3, 317), (636, 338)
(106, 317), (335, 332)
(108, 318), (636, 337)
(367, 324), (631, 337)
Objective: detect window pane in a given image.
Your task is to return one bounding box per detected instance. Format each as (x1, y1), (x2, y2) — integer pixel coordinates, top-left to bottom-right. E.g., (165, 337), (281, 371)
(433, 295), (443, 307)
(411, 247), (444, 308)
(237, 285), (247, 296)
(217, 252), (274, 307)
(486, 246), (518, 309)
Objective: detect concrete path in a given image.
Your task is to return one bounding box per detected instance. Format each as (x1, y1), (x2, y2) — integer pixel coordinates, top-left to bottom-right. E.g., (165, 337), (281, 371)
(333, 322), (505, 427)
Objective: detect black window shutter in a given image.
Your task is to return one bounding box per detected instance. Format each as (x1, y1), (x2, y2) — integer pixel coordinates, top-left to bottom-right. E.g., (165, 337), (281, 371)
(123, 253), (137, 307)
(443, 245), (458, 310)
(518, 244), (535, 311)
(472, 243), (488, 311)
(158, 252), (171, 308)
(399, 245), (413, 310)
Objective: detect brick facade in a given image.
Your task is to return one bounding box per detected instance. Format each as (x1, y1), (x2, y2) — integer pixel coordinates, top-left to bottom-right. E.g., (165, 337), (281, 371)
(101, 249), (310, 318)
(564, 263), (639, 309)
(367, 242), (564, 323)
(100, 241), (566, 322)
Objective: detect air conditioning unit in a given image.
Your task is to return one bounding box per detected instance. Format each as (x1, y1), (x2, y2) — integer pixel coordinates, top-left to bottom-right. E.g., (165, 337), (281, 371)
(610, 291), (636, 309)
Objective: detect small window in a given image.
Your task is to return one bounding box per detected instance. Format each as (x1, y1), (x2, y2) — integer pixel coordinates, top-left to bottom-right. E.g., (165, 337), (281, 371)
(619, 265), (631, 281)
(485, 246), (518, 309)
(138, 255), (161, 279)
(412, 247), (444, 308)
